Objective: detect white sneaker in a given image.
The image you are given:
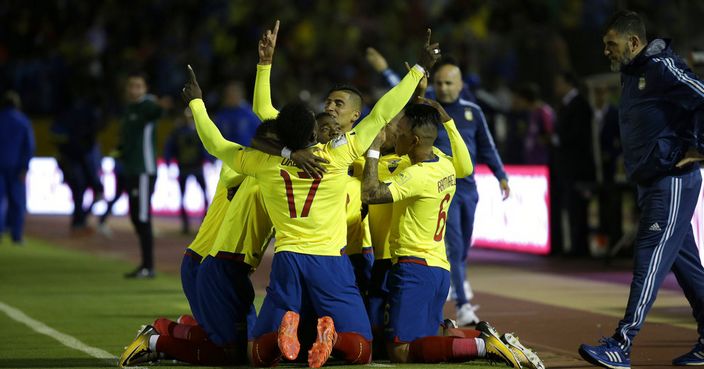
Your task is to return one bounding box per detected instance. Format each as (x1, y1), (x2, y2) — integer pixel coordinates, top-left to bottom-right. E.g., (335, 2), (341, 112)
(456, 303), (480, 326)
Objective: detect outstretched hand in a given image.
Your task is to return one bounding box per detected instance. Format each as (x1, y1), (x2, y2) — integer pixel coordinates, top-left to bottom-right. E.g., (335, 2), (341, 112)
(181, 65), (202, 103)
(676, 148), (704, 168)
(291, 148), (328, 179)
(418, 28), (441, 72)
(258, 20), (280, 65)
(366, 47), (389, 73)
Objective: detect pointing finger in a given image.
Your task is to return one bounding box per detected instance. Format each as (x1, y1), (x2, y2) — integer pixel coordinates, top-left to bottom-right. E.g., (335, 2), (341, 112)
(272, 20), (280, 37)
(425, 28), (432, 47)
(187, 65), (197, 83)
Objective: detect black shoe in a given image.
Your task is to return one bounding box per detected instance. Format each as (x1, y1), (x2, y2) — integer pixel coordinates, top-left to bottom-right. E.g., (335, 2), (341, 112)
(124, 267), (155, 279)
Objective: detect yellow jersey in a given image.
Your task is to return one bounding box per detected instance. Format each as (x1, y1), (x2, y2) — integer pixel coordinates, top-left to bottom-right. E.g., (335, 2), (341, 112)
(208, 176), (273, 268)
(186, 165), (242, 257)
(387, 154), (457, 271)
(345, 175), (372, 255)
(367, 154), (405, 260)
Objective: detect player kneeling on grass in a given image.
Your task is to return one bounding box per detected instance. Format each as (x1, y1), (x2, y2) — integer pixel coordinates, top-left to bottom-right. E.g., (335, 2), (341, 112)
(361, 101), (541, 368)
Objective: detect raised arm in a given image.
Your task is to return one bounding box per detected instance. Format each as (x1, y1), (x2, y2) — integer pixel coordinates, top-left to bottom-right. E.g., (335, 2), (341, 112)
(362, 131), (394, 204)
(417, 97), (472, 178)
(182, 65), (245, 169)
(351, 29), (441, 154)
(253, 20), (280, 121)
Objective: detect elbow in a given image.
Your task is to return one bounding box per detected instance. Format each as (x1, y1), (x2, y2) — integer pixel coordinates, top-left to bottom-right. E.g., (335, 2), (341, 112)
(361, 191), (371, 205)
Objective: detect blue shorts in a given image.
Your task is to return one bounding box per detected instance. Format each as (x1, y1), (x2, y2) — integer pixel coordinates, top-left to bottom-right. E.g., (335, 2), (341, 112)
(180, 249), (202, 319)
(367, 259), (392, 329)
(348, 248), (375, 297)
(195, 253), (257, 347)
(385, 259), (450, 343)
(252, 251), (372, 340)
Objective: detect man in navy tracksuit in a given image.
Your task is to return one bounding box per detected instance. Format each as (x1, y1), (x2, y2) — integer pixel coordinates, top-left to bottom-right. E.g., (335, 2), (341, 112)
(430, 60), (509, 326)
(0, 91), (35, 244)
(580, 11), (704, 368)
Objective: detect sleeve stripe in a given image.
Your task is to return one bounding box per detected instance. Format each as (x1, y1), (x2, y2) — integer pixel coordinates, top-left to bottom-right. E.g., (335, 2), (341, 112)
(655, 57), (704, 97)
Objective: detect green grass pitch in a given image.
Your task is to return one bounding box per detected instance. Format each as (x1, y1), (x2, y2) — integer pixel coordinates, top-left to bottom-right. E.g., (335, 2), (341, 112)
(0, 238), (505, 369)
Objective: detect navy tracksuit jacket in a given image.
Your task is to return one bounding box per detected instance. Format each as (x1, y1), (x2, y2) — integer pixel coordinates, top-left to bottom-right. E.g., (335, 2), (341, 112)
(613, 38), (704, 351)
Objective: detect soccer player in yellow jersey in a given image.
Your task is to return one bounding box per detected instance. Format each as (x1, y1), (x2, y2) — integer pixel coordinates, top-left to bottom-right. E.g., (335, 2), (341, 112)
(361, 101), (519, 367)
(183, 24), (439, 368)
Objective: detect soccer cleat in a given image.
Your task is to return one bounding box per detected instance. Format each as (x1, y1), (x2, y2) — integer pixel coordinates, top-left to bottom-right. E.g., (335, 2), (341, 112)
(672, 342), (704, 365)
(579, 337), (630, 369)
(476, 321), (520, 368)
(502, 333), (545, 369)
(177, 314), (198, 326)
(308, 316), (337, 368)
(456, 303), (480, 326)
(278, 311), (300, 361)
(124, 267), (155, 279)
(119, 325), (158, 367)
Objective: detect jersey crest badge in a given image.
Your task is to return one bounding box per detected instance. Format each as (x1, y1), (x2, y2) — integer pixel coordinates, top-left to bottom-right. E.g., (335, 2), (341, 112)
(464, 108), (473, 121)
(638, 76), (646, 90)
(396, 171), (411, 185)
(388, 159), (400, 173)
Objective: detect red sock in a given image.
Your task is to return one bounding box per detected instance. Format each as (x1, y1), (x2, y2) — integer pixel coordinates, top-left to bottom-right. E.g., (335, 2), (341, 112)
(445, 328), (481, 338)
(172, 323), (207, 342)
(155, 336), (239, 365)
(177, 314), (198, 326)
(409, 336), (478, 363)
(153, 318), (176, 336)
(251, 332), (281, 367)
(332, 332), (372, 364)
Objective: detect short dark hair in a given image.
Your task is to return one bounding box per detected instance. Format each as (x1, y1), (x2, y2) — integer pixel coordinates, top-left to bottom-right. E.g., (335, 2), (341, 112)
(514, 83), (541, 102)
(604, 10), (647, 41)
(254, 119), (277, 139)
(315, 112), (334, 121)
(403, 103), (441, 131)
(1, 90), (20, 109)
(431, 56), (463, 78)
(275, 101), (316, 150)
(327, 84), (363, 110)
(126, 70), (148, 83)
(558, 70), (580, 88)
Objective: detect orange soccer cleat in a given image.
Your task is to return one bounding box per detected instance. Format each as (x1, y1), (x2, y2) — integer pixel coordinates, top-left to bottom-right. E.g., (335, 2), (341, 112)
(308, 316), (337, 368)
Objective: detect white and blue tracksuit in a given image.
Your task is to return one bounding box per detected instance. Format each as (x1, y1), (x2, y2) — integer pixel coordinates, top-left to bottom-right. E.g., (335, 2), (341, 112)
(0, 106), (34, 242)
(435, 98), (507, 307)
(613, 38), (704, 352)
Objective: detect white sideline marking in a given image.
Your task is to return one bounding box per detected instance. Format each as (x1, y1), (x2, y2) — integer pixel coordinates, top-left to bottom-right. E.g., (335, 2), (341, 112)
(368, 364), (395, 367)
(0, 301), (121, 365)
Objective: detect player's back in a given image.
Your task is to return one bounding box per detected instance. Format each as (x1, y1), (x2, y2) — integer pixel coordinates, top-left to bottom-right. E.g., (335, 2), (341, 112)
(244, 133), (362, 256)
(388, 153), (457, 270)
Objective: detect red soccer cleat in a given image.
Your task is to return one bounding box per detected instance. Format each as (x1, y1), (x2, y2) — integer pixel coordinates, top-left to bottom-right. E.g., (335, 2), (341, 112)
(307, 316), (337, 368)
(278, 311), (300, 361)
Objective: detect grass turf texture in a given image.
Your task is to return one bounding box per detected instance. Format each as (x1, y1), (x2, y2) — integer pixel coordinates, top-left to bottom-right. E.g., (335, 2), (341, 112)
(0, 238), (504, 369)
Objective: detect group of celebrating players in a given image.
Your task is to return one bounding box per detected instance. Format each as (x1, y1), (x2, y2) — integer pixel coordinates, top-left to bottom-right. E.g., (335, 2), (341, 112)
(118, 21), (545, 369)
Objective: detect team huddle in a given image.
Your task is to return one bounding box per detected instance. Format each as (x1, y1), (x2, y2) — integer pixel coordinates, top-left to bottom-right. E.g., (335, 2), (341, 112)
(117, 21), (544, 369)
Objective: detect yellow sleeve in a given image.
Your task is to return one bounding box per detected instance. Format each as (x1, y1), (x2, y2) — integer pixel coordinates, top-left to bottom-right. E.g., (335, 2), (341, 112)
(189, 98), (249, 173)
(349, 66), (423, 153)
(442, 119), (473, 178)
(387, 165), (424, 202)
(219, 164), (246, 188)
(253, 64), (279, 121)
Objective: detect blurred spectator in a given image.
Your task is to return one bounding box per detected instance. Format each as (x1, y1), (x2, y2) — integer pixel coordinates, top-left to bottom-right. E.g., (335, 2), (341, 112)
(551, 71), (595, 256)
(512, 83), (555, 165)
(593, 84), (623, 249)
(213, 81), (261, 146)
(50, 81), (105, 234)
(119, 72), (163, 279)
(0, 91), (34, 244)
(164, 108), (209, 234)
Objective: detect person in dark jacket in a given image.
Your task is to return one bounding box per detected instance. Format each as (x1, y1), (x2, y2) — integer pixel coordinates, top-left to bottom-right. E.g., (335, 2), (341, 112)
(579, 11), (704, 368)
(0, 91), (34, 244)
(551, 71), (595, 256)
(119, 72), (163, 279)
